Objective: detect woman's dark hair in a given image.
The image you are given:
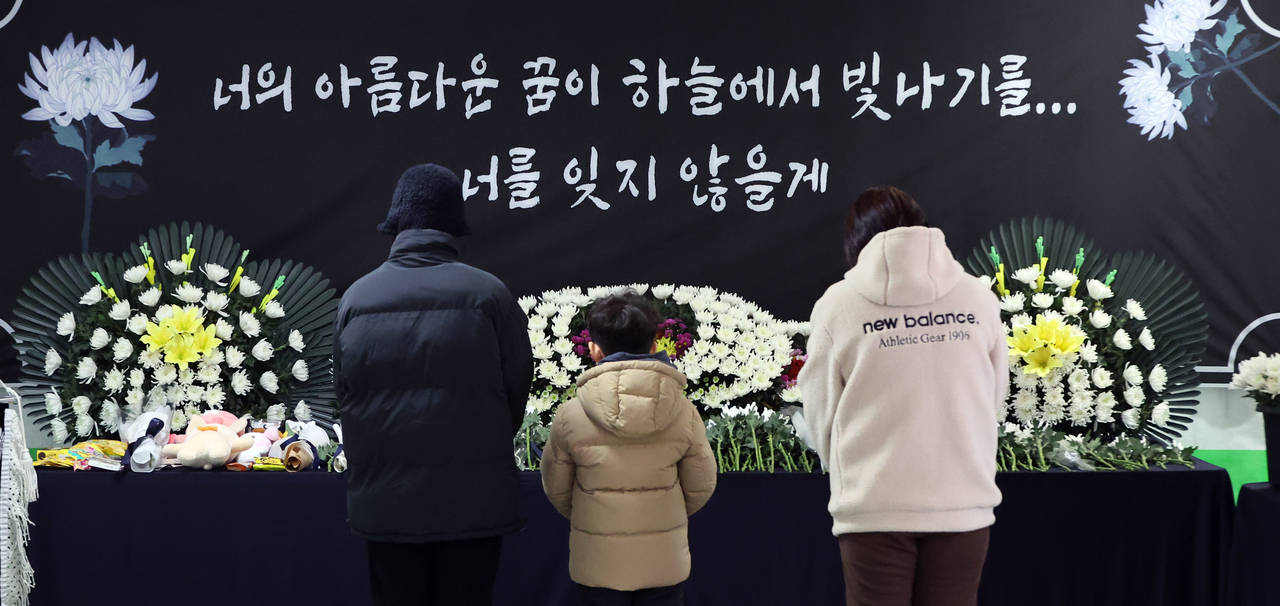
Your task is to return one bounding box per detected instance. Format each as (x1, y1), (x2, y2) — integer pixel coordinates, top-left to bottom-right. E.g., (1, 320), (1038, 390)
(586, 292), (660, 356)
(844, 186), (928, 267)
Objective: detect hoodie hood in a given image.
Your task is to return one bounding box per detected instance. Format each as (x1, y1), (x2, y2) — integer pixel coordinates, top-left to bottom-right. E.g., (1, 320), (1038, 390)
(575, 360), (688, 438)
(847, 226), (965, 307)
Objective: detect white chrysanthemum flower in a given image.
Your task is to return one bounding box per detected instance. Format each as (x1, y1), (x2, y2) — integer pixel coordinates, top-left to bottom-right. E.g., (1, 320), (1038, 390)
(1124, 299), (1147, 321)
(1011, 266), (1041, 286)
(103, 368), (126, 393)
(528, 330), (547, 345)
(154, 305), (175, 322)
(977, 275), (997, 290)
(112, 338), (134, 363)
(1089, 310), (1112, 329)
(127, 314), (148, 335)
(1013, 389), (1039, 425)
(79, 286), (102, 305)
(561, 354), (585, 373)
(56, 312), (76, 339)
(165, 259), (188, 275)
(239, 312), (261, 338)
(260, 371), (279, 394)
(534, 302), (557, 318)
(1139, 328), (1156, 351)
(528, 316), (549, 332)
(208, 319), (231, 342)
(291, 401), (312, 422)
(1151, 402), (1171, 427)
(265, 404), (286, 423)
(652, 284), (675, 300)
(550, 370), (573, 388)
(98, 399), (121, 433)
(517, 296), (537, 314)
(238, 277), (261, 297)
(1113, 329), (1133, 350)
(1136, 0), (1227, 54)
(19, 34), (158, 127)
(138, 287), (161, 307)
(288, 330), (306, 352)
(171, 409), (188, 432)
(109, 300), (132, 321)
(204, 291), (229, 315)
(89, 327), (111, 350)
(550, 323), (572, 338)
(1031, 293), (1055, 309)
(1060, 297), (1085, 317)
(125, 388), (144, 408)
(1118, 365), (1141, 387)
(292, 360), (309, 382)
(76, 357), (98, 383)
(716, 327), (738, 344)
(153, 364), (177, 385)
(45, 348), (62, 376)
(202, 263), (230, 285)
(196, 363), (221, 384)
(1000, 293), (1026, 313)
(129, 368), (145, 387)
(251, 340), (274, 361)
(178, 366), (196, 385)
(1093, 367), (1114, 389)
(174, 283), (204, 304)
(1080, 343), (1099, 364)
(1014, 370), (1039, 390)
(123, 264), (148, 284)
(50, 417), (69, 442)
(264, 300), (286, 319)
(536, 360), (559, 379)
(201, 347), (224, 366)
(692, 325), (713, 341)
(1124, 386), (1146, 407)
(551, 340), (575, 356)
(71, 396), (92, 415)
(628, 283), (650, 296)
(44, 391), (63, 415)
(1068, 368), (1091, 391)
(1047, 269), (1077, 290)
(1150, 365), (1168, 392)
(204, 386), (226, 408)
(671, 289), (696, 305)
(75, 414), (95, 437)
(1119, 53), (1188, 140)
(1085, 279), (1113, 301)
(532, 343), (554, 360)
(138, 348), (163, 369)
(1121, 408), (1141, 429)
(1095, 392), (1118, 422)
(225, 346), (246, 369)
(146, 387), (167, 409)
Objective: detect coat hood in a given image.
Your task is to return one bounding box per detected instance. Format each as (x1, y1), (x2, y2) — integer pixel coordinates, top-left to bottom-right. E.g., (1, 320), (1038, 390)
(575, 360), (688, 438)
(847, 226), (965, 307)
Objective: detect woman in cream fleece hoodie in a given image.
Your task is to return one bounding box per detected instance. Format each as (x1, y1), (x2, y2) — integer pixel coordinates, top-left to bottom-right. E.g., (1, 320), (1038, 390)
(798, 187), (1006, 606)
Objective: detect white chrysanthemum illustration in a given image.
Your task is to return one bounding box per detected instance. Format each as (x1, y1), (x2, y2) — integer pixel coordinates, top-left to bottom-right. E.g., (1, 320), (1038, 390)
(18, 34), (158, 128)
(1137, 0), (1227, 54)
(1119, 54), (1188, 140)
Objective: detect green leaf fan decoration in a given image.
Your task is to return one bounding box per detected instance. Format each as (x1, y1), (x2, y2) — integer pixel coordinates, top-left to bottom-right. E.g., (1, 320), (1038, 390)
(11, 222), (340, 444)
(967, 217), (1207, 444)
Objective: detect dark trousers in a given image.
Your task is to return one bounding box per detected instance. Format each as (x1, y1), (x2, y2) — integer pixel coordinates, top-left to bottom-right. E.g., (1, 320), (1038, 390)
(576, 582), (684, 606)
(366, 536), (504, 606)
(838, 527), (990, 606)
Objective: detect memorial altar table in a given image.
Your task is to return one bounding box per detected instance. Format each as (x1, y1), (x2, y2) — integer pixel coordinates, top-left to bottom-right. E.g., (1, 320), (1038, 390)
(27, 462), (1231, 606)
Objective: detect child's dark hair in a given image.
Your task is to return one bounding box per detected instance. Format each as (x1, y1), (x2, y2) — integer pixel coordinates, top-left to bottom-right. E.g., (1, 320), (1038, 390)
(586, 292), (660, 356)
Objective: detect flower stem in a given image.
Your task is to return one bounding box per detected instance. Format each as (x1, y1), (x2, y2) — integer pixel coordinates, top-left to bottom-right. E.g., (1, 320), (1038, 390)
(81, 119), (94, 253)
(1173, 38), (1280, 116)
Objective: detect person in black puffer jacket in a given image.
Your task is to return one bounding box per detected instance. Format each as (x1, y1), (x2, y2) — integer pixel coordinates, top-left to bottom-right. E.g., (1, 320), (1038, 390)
(334, 163), (534, 606)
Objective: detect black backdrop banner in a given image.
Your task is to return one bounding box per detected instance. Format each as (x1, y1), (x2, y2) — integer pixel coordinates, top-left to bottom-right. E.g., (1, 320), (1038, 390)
(2, 0), (1279, 382)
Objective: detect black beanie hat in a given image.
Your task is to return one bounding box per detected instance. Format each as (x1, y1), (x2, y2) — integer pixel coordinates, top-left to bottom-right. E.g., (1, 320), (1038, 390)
(377, 164), (472, 237)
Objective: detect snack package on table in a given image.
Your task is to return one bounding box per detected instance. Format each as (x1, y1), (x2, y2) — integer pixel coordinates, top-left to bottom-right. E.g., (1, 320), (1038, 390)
(34, 440), (127, 470)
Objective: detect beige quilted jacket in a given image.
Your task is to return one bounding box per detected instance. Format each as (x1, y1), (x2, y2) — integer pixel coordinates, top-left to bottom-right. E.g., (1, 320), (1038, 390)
(541, 359), (718, 590)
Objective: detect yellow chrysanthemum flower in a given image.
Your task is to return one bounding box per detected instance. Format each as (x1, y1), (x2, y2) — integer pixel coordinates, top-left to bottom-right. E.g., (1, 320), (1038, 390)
(654, 336), (678, 358)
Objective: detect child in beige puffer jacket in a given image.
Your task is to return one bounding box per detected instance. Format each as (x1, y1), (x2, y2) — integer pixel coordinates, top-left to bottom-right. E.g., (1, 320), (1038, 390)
(542, 292), (718, 606)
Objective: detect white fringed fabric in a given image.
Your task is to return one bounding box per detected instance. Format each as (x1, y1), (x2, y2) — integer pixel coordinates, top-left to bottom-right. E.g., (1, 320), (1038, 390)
(0, 382), (36, 606)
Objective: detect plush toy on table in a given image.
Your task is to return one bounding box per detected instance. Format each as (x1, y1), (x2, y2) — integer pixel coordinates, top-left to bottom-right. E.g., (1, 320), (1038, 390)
(269, 420), (332, 472)
(233, 425), (281, 468)
(161, 412), (254, 470)
(118, 406), (171, 473)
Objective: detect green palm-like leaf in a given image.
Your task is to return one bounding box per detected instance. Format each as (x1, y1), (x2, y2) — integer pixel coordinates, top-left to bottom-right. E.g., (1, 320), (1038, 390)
(10, 223), (339, 442)
(967, 217), (1208, 443)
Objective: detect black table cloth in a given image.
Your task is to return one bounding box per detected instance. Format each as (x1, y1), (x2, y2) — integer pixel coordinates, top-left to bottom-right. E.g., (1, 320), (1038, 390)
(26, 462), (1232, 606)
(1226, 483), (1280, 606)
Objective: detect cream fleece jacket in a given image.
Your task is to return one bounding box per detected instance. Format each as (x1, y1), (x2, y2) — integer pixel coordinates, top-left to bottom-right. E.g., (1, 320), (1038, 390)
(798, 226), (1006, 535)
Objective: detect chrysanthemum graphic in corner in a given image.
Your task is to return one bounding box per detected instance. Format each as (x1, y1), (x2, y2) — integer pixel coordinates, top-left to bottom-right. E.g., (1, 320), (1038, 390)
(14, 33), (159, 252)
(1120, 0), (1279, 140)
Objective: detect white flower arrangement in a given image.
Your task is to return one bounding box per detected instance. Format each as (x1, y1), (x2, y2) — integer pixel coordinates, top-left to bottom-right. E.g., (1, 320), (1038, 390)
(20, 232), (323, 443)
(1229, 352), (1280, 408)
(982, 246), (1170, 444)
